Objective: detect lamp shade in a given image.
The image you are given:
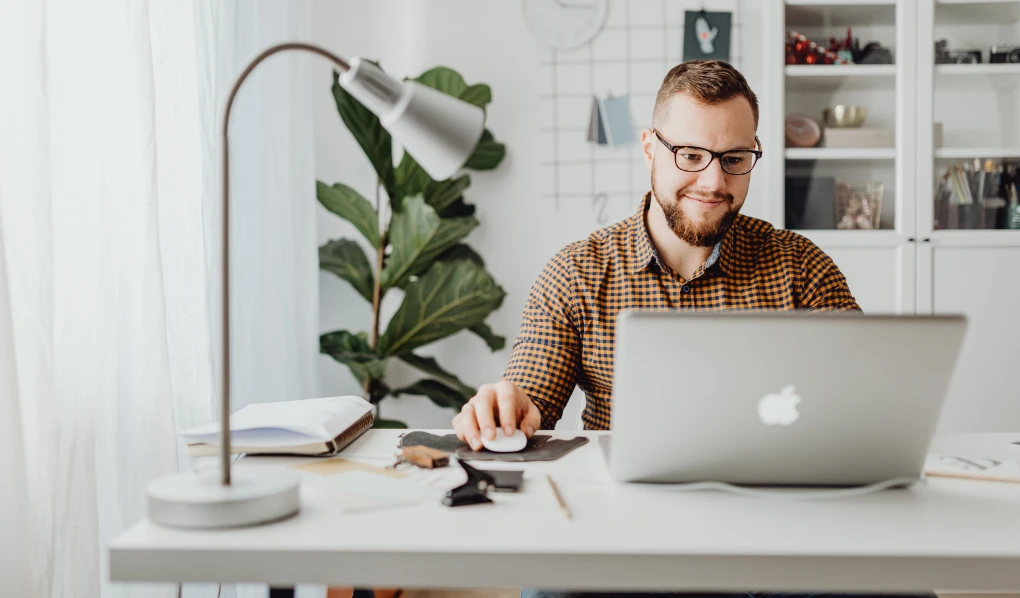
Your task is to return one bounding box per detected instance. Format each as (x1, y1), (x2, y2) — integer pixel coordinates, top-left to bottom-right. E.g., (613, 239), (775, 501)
(339, 58), (485, 180)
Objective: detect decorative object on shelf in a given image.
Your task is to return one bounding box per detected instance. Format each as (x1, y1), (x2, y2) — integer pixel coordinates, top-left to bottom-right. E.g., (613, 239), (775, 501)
(684, 10), (732, 62)
(319, 63), (508, 429)
(835, 181), (884, 230)
(784, 113), (821, 148)
(935, 39), (982, 64)
(989, 44), (1020, 64)
(823, 105), (867, 128)
(522, 0), (609, 49)
(786, 30), (850, 65)
(934, 159), (1020, 230)
(857, 42), (894, 65)
(785, 27), (890, 66)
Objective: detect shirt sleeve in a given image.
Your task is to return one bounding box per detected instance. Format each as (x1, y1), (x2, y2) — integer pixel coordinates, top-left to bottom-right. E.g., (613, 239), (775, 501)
(502, 248), (582, 429)
(798, 239), (862, 312)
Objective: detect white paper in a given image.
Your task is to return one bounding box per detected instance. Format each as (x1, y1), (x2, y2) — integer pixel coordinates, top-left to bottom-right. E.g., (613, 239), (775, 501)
(301, 471), (441, 513)
(177, 395), (372, 446)
(925, 454), (1020, 482)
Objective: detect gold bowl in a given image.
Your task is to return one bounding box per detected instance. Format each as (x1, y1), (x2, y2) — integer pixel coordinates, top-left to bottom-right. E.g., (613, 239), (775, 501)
(823, 105), (867, 128)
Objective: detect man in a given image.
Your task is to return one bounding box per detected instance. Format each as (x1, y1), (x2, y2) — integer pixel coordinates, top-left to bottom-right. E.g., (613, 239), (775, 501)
(454, 60), (859, 445)
(453, 60), (896, 598)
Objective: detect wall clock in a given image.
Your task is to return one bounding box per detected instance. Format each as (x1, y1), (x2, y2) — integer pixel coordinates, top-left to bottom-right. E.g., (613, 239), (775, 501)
(522, 0), (609, 50)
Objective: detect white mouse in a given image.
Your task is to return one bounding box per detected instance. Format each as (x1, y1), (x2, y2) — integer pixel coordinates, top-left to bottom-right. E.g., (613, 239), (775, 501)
(480, 428), (528, 453)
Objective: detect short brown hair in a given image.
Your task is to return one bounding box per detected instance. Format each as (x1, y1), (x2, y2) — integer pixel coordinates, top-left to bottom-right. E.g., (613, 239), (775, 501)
(653, 60), (759, 127)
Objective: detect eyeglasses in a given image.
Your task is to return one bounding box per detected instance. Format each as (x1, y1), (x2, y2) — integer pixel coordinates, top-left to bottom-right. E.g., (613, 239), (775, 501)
(654, 129), (763, 176)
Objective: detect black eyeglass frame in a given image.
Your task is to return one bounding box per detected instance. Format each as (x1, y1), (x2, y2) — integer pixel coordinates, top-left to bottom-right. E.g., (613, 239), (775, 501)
(653, 129), (763, 176)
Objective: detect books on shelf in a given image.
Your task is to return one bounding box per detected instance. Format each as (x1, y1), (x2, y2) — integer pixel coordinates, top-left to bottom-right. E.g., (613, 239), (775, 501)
(178, 396), (374, 457)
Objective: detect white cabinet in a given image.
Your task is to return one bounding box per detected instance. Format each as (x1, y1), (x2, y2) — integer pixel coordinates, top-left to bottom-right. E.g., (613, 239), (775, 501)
(762, 0), (1020, 431)
(927, 244), (1020, 432)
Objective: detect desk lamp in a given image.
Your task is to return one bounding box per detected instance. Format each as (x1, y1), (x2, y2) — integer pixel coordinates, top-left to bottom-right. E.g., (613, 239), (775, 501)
(145, 42), (485, 528)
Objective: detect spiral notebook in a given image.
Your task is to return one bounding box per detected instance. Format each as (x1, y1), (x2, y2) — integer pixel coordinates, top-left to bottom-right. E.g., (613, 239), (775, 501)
(179, 396), (374, 457)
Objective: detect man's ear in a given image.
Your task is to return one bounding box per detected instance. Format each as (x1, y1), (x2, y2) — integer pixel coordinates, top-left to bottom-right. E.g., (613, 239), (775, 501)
(640, 128), (655, 171)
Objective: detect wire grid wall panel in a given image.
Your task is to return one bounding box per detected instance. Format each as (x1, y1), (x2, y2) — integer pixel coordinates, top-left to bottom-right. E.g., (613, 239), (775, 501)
(539, 0), (742, 227)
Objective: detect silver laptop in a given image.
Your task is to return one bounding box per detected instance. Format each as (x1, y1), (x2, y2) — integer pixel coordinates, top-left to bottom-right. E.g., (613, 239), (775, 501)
(601, 310), (967, 486)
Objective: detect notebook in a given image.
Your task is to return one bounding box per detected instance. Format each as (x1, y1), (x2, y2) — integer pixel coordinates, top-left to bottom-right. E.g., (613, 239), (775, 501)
(179, 396), (374, 457)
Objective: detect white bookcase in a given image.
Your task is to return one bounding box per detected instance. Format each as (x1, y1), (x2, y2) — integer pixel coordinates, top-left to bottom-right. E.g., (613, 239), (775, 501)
(762, 0), (1020, 432)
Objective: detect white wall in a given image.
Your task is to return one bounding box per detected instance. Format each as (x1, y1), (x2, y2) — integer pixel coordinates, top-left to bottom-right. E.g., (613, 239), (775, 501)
(312, 0), (766, 428)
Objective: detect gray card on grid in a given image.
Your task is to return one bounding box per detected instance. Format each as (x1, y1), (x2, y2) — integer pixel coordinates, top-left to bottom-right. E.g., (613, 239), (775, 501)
(587, 96), (598, 142)
(683, 10), (732, 62)
(601, 95), (634, 146)
(591, 97), (608, 145)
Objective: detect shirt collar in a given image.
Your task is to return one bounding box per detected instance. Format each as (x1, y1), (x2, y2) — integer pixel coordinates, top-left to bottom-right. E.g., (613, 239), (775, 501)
(631, 192), (726, 275)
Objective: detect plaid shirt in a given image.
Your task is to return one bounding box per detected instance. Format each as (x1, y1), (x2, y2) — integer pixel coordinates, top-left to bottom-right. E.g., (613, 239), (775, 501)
(503, 193), (861, 431)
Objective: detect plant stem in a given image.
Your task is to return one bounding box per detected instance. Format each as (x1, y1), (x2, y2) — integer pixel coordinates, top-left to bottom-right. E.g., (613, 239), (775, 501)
(364, 178), (387, 397)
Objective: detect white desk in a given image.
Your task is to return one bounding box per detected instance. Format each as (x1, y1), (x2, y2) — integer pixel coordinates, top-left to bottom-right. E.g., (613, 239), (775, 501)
(110, 431), (1020, 593)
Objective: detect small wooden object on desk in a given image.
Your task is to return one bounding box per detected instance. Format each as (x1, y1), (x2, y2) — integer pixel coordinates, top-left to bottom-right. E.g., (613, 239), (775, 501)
(396, 445), (449, 469)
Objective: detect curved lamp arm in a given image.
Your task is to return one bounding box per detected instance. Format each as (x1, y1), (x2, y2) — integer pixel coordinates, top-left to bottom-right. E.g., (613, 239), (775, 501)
(219, 43), (350, 486)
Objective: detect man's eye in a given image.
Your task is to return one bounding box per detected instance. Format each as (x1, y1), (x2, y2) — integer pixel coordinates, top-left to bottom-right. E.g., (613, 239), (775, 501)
(680, 154), (704, 161)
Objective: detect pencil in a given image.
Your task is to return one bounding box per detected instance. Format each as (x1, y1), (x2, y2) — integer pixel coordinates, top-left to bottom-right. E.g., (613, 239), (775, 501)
(546, 474), (572, 520)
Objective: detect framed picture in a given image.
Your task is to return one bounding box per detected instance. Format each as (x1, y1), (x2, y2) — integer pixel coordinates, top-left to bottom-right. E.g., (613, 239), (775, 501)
(683, 10), (732, 62)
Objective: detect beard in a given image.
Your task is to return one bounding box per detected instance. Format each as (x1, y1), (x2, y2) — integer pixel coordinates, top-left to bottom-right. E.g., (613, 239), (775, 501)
(651, 161), (740, 248)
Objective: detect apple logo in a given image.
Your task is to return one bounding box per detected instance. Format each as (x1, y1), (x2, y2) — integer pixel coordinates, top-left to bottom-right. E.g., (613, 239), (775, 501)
(758, 384), (801, 426)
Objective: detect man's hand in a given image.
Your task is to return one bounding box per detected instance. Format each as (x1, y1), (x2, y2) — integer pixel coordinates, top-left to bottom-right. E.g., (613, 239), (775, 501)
(452, 381), (542, 451)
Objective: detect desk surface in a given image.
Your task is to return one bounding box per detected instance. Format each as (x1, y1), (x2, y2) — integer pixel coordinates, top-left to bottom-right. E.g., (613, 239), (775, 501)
(110, 431), (1020, 592)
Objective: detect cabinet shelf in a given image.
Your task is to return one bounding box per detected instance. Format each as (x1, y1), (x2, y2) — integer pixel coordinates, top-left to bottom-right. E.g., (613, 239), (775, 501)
(786, 147), (897, 160)
(935, 147), (1020, 159)
(935, 64), (1020, 78)
(785, 65), (897, 91)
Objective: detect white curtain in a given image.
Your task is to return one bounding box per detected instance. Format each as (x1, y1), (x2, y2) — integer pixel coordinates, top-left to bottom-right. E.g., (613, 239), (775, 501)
(0, 1), (317, 597)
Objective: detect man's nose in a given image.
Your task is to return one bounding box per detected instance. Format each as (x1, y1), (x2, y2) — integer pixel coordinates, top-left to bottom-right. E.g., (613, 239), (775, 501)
(696, 158), (727, 191)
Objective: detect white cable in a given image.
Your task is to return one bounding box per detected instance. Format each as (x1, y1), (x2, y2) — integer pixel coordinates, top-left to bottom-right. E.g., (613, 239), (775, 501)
(633, 477), (923, 501)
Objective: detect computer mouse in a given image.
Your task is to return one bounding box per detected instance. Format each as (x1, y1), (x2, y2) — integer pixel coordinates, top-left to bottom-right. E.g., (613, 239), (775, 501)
(480, 428), (527, 453)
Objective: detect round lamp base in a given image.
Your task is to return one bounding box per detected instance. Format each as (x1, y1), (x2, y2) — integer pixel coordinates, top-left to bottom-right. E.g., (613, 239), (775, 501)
(147, 469), (300, 529)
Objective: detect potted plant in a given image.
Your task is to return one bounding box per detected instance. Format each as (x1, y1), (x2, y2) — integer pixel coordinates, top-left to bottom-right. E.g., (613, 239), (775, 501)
(318, 63), (507, 428)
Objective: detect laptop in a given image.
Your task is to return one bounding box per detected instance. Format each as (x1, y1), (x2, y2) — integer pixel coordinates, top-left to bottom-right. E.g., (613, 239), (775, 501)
(601, 310), (968, 486)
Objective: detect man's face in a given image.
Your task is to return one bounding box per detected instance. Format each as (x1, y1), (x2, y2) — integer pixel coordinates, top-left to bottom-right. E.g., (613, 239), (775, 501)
(641, 93), (757, 247)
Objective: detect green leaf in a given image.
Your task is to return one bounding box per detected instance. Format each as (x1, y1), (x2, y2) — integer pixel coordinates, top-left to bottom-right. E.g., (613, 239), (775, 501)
(378, 260), (506, 356)
(414, 67), (468, 97)
(465, 129), (506, 171)
(316, 182), (381, 248)
(436, 243), (484, 266)
(392, 379), (471, 410)
(398, 354), (476, 398)
(424, 175), (471, 215)
(393, 151), (433, 210)
(373, 418), (408, 429)
(331, 69), (396, 199)
(380, 196), (478, 289)
(319, 239), (375, 302)
(469, 322), (506, 352)
(435, 197), (476, 219)
(319, 330), (386, 384)
(459, 84), (492, 108)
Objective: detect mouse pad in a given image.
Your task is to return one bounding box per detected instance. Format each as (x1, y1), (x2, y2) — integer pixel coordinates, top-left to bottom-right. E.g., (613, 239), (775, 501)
(398, 432), (588, 462)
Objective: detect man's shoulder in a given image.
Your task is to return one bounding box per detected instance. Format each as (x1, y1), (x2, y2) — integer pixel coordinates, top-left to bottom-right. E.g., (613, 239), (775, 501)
(730, 213), (816, 253)
(551, 213), (638, 269)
